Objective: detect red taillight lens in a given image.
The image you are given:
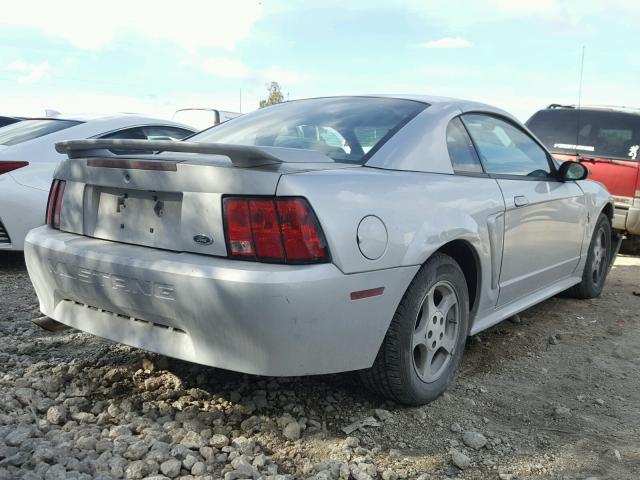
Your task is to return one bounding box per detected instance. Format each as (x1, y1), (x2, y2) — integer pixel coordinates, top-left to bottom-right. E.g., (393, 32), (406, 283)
(0, 161), (29, 175)
(249, 199), (285, 260)
(276, 198), (328, 262)
(225, 199), (253, 257)
(46, 179), (66, 229)
(223, 196), (329, 264)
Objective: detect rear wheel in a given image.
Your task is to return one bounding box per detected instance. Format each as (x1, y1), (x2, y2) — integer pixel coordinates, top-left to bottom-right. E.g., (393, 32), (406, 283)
(360, 253), (469, 405)
(566, 213), (612, 299)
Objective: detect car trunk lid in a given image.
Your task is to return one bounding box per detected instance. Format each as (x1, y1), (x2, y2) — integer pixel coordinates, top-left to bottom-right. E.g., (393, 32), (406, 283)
(53, 140), (355, 256)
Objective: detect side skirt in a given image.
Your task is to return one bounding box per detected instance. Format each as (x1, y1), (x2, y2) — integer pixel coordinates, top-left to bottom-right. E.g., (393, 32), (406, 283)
(470, 275), (581, 335)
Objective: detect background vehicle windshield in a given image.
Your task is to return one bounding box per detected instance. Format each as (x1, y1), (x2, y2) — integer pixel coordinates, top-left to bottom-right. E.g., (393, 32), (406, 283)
(190, 97), (427, 164)
(527, 109), (640, 161)
(0, 119), (82, 146)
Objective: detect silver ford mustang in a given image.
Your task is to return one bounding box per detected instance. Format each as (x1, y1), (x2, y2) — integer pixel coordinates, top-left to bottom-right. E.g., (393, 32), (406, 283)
(24, 95), (616, 405)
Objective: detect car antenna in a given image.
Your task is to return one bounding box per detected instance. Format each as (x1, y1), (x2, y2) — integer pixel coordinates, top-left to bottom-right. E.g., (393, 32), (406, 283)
(575, 45), (586, 156)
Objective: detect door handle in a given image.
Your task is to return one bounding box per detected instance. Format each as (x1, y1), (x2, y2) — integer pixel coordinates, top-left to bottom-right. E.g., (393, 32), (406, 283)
(514, 195), (529, 207)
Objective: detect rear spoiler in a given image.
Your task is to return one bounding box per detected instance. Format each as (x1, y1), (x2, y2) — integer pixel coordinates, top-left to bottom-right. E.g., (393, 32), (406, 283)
(55, 139), (334, 168)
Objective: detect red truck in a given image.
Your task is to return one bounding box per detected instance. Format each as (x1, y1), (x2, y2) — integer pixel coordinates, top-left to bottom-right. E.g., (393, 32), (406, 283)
(527, 105), (640, 253)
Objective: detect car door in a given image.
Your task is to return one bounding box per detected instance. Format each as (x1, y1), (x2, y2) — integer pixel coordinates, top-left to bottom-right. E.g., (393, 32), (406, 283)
(461, 113), (586, 306)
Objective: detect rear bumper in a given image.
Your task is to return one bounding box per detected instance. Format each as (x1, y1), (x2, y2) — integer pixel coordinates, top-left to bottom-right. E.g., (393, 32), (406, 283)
(626, 206), (640, 236)
(613, 204), (640, 236)
(24, 227), (418, 376)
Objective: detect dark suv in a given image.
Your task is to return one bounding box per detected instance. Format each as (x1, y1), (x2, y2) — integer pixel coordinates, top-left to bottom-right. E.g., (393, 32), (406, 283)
(527, 105), (640, 252)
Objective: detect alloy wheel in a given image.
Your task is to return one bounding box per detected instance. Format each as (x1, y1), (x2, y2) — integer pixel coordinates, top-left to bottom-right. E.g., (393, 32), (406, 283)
(412, 280), (460, 383)
(591, 226), (608, 285)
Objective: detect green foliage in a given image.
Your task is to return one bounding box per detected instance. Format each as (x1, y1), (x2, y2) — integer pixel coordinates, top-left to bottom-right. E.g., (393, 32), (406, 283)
(259, 81), (284, 108)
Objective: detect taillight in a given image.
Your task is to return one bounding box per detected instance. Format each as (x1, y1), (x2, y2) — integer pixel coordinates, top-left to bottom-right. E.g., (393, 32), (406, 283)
(0, 161), (29, 175)
(223, 196), (329, 264)
(276, 199), (327, 261)
(46, 179), (66, 229)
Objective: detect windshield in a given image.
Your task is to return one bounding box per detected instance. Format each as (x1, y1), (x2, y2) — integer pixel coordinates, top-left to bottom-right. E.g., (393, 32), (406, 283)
(527, 109), (640, 161)
(0, 119), (82, 146)
(190, 97), (427, 164)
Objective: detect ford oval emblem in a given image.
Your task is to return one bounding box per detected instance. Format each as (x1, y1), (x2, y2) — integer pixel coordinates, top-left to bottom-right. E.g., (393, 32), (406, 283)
(193, 234), (213, 245)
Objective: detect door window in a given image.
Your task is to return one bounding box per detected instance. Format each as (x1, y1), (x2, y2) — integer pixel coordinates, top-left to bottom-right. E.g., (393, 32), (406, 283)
(462, 114), (552, 178)
(446, 118), (484, 173)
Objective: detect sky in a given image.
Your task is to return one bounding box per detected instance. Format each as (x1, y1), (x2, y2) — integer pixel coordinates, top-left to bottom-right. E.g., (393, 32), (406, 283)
(1, 0), (639, 122)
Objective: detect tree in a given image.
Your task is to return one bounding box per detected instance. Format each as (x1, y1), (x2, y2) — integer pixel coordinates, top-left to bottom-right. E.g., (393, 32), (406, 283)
(259, 81), (284, 108)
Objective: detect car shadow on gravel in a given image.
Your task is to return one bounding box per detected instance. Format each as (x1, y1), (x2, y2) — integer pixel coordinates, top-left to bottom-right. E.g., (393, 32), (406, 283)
(0, 251), (26, 271)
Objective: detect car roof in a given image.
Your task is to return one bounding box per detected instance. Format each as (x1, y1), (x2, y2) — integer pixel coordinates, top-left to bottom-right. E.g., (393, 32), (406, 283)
(279, 94), (515, 120)
(542, 104), (640, 116)
(35, 113), (197, 128)
(287, 93), (493, 106)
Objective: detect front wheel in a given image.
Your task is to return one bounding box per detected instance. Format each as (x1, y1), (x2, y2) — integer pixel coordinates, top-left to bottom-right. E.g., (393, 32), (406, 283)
(566, 213), (612, 299)
(360, 253), (469, 405)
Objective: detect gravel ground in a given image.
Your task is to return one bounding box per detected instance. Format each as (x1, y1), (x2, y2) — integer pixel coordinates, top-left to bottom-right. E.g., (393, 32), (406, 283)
(1, 252), (639, 480)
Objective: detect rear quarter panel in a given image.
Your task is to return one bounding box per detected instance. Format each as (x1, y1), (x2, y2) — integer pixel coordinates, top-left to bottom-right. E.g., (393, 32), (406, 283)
(277, 167), (506, 316)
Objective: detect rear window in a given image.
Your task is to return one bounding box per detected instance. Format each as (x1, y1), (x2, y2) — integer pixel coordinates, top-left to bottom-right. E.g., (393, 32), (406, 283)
(190, 97), (427, 164)
(0, 119), (82, 146)
(527, 109), (640, 161)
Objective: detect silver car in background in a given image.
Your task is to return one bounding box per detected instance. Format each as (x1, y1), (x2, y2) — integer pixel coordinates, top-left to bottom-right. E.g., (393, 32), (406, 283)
(24, 96), (615, 405)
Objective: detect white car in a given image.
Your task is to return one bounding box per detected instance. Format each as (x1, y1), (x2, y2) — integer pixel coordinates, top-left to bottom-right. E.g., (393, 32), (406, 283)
(0, 115), (195, 251)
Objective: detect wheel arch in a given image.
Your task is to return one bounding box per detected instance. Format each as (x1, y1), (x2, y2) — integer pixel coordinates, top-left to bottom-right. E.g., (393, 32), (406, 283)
(433, 239), (481, 318)
(601, 201), (614, 222)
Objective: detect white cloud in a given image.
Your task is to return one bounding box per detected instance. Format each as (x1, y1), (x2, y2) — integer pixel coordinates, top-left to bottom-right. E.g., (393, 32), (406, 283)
(262, 66), (303, 86)
(488, 0), (563, 17)
(201, 57), (252, 79)
(196, 56), (303, 86)
(0, 90), (258, 120)
(0, 0), (263, 51)
(416, 37), (472, 49)
(7, 60), (50, 83)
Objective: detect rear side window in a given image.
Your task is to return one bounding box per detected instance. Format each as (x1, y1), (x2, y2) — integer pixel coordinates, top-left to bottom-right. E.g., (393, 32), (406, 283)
(100, 127), (147, 140)
(446, 118), (483, 173)
(527, 109), (640, 161)
(190, 97), (428, 164)
(0, 119), (82, 146)
(142, 126), (194, 141)
(100, 126), (194, 141)
(462, 114), (552, 178)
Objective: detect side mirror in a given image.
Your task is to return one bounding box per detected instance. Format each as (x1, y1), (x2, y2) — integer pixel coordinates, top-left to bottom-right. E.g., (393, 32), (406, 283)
(558, 161), (588, 181)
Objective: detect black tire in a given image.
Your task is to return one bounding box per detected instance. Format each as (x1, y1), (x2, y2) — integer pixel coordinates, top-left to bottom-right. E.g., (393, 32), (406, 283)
(566, 213), (612, 299)
(360, 253), (469, 406)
